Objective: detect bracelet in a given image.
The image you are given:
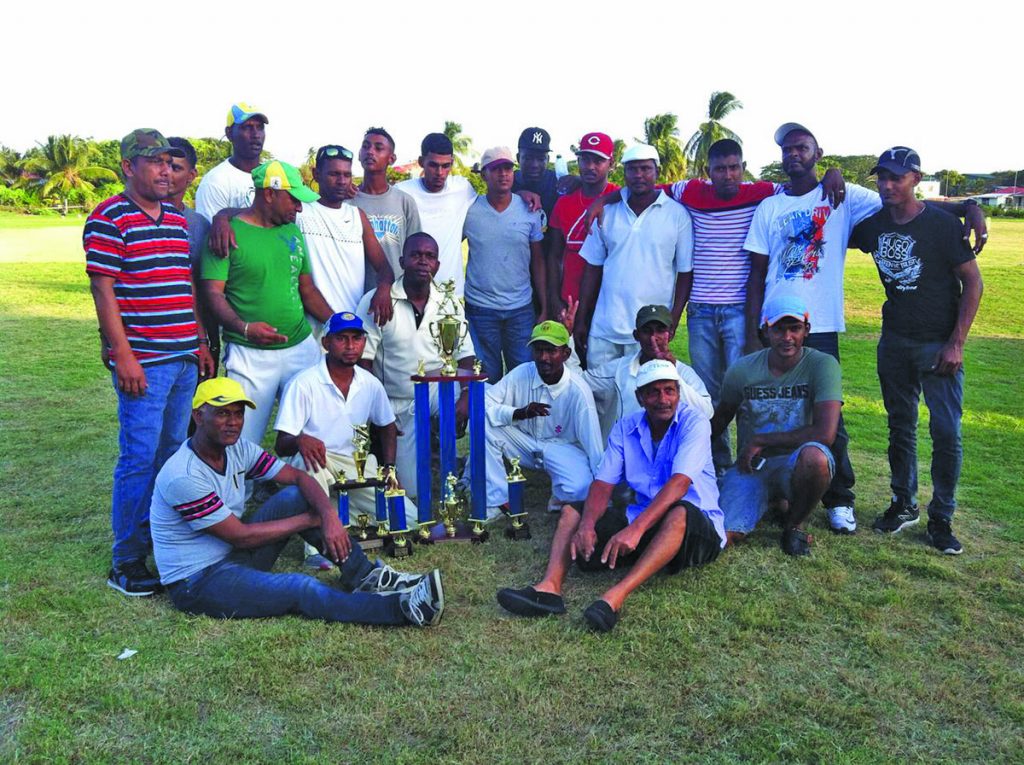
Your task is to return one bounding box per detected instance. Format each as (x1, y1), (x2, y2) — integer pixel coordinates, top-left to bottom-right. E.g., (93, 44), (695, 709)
(243, 322), (249, 339)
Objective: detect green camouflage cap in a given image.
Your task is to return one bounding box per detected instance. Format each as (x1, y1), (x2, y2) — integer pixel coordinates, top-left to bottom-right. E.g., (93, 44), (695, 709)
(120, 129), (185, 161)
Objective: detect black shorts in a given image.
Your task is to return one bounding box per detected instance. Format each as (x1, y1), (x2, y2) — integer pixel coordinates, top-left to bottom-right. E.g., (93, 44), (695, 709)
(575, 501), (722, 575)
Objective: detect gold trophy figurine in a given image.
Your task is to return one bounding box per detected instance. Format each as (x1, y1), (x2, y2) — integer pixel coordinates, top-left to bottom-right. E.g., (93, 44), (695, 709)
(429, 279), (468, 376)
(440, 473), (462, 538)
(351, 423), (371, 482)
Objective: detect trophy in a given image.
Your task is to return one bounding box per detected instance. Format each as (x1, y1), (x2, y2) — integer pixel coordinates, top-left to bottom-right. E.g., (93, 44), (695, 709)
(385, 484), (412, 558)
(439, 473), (463, 538)
(503, 457), (531, 540)
(429, 279), (468, 376)
(352, 423), (370, 482)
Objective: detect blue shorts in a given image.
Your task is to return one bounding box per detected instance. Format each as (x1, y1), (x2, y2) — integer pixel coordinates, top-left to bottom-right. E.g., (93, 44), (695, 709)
(719, 442), (835, 533)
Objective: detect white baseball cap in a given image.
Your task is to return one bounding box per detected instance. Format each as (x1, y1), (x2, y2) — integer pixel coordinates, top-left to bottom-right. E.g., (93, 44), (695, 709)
(635, 359), (680, 390)
(620, 143), (660, 166)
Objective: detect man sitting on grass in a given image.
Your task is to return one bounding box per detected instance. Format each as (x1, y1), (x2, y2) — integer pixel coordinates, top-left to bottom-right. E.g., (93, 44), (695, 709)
(496, 359), (724, 633)
(150, 377), (444, 627)
(711, 296), (841, 556)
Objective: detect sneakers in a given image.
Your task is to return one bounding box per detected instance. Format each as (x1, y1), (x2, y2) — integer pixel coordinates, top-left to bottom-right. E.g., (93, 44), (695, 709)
(827, 505), (857, 535)
(357, 559), (427, 594)
(399, 569), (445, 627)
(781, 527), (812, 556)
(872, 500), (920, 534)
(304, 553), (335, 571)
(927, 519), (963, 555)
(107, 559), (162, 597)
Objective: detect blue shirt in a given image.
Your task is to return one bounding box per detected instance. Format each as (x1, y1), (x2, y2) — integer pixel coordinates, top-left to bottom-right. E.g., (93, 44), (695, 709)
(595, 402), (725, 546)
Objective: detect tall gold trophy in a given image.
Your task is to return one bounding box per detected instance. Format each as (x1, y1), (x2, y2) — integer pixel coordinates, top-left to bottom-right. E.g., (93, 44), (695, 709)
(351, 423), (370, 482)
(429, 279), (468, 376)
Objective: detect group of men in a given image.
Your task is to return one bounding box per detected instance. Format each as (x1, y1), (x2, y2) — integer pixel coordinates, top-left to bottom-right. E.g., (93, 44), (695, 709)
(84, 102), (984, 633)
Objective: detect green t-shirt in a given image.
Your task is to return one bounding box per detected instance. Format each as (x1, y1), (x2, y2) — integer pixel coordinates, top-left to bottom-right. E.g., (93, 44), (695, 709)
(720, 347), (842, 458)
(201, 219), (312, 349)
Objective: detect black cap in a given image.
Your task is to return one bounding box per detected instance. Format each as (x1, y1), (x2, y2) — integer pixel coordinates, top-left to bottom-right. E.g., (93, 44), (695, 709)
(518, 127), (551, 153)
(870, 146), (922, 176)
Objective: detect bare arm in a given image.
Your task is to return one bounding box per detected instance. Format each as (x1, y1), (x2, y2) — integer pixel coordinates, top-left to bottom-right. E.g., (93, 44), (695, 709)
(744, 253), (768, 353)
(206, 509), (319, 549)
(201, 279), (287, 345)
(710, 400), (740, 440)
(736, 400), (841, 473)
(569, 479), (615, 563)
(574, 263), (603, 369)
(530, 239), (549, 322)
(601, 473), (693, 568)
(89, 274), (147, 396)
(669, 272), (693, 338)
(298, 273), (333, 324)
(274, 462), (350, 562)
(929, 201), (987, 254)
(208, 207), (246, 258)
(546, 226), (567, 312)
(934, 260), (983, 375)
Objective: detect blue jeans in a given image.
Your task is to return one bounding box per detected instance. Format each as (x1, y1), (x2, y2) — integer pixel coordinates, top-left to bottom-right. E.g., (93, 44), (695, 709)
(802, 332), (855, 508)
(686, 302), (746, 470)
(111, 358), (197, 567)
(465, 302), (534, 384)
(719, 442), (835, 533)
(877, 332), (963, 521)
(165, 486), (406, 624)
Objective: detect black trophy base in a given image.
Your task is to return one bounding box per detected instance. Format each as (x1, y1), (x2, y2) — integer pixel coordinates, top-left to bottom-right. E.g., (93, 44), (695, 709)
(350, 526), (386, 551)
(505, 520), (532, 541)
(424, 520), (490, 544)
(385, 535), (414, 559)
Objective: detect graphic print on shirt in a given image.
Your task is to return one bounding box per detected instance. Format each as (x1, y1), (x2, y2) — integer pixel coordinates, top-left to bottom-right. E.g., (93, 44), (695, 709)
(280, 233), (305, 305)
(776, 205), (830, 281)
(873, 232), (921, 291)
(367, 214), (403, 248)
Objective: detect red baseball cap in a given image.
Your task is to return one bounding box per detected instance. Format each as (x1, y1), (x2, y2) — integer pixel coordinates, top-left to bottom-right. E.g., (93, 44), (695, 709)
(576, 132), (614, 160)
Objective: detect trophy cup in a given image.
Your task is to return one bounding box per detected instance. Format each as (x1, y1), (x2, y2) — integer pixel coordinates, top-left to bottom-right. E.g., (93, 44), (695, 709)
(439, 473), (463, 538)
(429, 279), (468, 376)
(351, 423), (370, 482)
(333, 442), (382, 550)
(503, 457), (531, 540)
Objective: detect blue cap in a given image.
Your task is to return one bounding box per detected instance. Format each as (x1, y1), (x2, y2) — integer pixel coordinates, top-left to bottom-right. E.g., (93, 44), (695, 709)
(325, 311), (365, 335)
(761, 295), (810, 327)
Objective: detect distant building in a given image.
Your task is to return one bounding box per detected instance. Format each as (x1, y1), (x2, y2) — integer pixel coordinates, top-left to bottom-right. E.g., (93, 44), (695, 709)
(917, 179), (942, 199)
(970, 187), (1024, 208)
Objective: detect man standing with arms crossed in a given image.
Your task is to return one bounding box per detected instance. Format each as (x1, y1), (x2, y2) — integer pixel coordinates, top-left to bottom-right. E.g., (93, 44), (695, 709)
(85, 128), (213, 596)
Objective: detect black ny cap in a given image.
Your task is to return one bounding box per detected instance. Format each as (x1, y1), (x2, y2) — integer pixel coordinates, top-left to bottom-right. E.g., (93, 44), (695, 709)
(518, 127), (551, 153)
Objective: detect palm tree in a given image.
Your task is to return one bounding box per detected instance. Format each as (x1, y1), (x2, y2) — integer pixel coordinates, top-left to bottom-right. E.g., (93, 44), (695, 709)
(20, 135), (118, 215)
(0, 145), (21, 186)
(684, 91), (744, 179)
(640, 114), (687, 182)
(443, 121), (473, 172)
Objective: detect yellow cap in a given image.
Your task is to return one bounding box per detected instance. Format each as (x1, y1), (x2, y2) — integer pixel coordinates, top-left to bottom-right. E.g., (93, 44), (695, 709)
(192, 378), (256, 410)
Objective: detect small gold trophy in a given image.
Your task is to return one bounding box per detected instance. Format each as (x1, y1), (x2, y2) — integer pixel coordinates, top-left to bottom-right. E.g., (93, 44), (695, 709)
(440, 473), (462, 538)
(352, 423), (370, 482)
(504, 456), (531, 540)
(429, 279), (468, 376)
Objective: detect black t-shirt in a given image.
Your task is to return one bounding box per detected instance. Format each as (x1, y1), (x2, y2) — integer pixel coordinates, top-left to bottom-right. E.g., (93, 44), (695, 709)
(513, 168), (559, 221)
(851, 204), (975, 342)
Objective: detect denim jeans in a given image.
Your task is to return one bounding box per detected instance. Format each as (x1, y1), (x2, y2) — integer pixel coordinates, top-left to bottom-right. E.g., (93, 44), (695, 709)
(465, 301), (534, 384)
(877, 332), (963, 521)
(165, 486), (406, 625)
(111, 358), (197, 567)
(802, 332), (855, 508)
(686, 302), (746, 470)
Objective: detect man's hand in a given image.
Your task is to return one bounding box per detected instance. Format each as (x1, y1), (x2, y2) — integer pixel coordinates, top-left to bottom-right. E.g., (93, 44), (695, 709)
(112, 350), (147, 396)
(572, 327), (589, 370)
(369, 284), (394, 326)
(246, 322), (288, 346)
(932, 341), (964, 376)
(513, 402), (551, 420)
(570, 522), (597, 562)
(296, 434), (328, 472)
(601, 523), (643, 569)
(964, 206), (988, 254)
(582, 195), (610, 232)
(319, 513), (352, 564)
(209, 212), (237, 258)
(197, 345), (215, 379)
(558, 297), (578, 336)
(516, 190), (542, 212)
(820, 167), (847, 208)
(736, 440), (765, 474)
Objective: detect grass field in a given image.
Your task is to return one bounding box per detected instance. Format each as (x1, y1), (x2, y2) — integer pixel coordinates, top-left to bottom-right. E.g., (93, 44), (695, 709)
(1, 216), (1022, 763)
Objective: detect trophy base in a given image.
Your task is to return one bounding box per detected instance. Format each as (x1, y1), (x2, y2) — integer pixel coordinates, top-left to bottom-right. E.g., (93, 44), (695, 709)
(425, 520), (488, 543)
(504, 521), (532, 541)
(385, 534), (414, 559)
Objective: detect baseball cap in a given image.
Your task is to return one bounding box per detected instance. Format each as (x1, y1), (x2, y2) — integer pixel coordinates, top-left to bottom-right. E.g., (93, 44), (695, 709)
(635, 359), (681, 390)
(518, 127), (552, 153)
(251, 161), (319, 203)
(870, 146), (922, 176)
(192, 377), (256, 410)
(635, 304), (672, 329)
(528, 321), (570, 347)
(761, 295), (810, 327)
(120, 129), (185, 161)
(576, 132), (614, 160)
(774, 122), (815, 146)
(479, 146), (516, 172)
(620, 144), (659, 165)
(325, 311), (366, 335)
(227, 102), (269, 128)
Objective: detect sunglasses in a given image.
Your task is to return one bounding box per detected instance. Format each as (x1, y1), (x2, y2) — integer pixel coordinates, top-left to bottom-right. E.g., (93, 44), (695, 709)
(316, 145), (354, 163)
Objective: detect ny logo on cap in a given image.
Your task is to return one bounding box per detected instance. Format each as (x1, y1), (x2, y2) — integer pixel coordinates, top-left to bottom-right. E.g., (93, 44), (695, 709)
(532, 132), (544, 144)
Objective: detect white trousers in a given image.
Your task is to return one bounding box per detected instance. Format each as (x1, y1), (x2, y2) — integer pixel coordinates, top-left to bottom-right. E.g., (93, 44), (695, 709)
(392, 395), (438, 508)
(223, 335), (322, 445)
(587, 335), (640, 438)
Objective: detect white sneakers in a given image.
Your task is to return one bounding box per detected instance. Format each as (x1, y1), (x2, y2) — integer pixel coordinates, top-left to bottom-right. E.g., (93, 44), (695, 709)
(827, 505), (857, 535)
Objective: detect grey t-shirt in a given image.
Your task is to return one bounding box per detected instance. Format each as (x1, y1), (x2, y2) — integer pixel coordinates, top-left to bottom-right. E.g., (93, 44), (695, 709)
(151, 438), (284, 584)
(350, 186), (421, 292)
(182, 206), (211, 271)
(462, 195), (544, 310)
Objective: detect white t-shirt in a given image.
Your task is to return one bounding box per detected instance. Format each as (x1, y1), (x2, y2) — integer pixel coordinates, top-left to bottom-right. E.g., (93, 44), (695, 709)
(744, 183), (881, 334)
(395, 176), (476, 296)
(195, 159), (255, 223)
(275, 361), (395, 456)
(580, 189), (694, 344)
(296, 202), (366, 317)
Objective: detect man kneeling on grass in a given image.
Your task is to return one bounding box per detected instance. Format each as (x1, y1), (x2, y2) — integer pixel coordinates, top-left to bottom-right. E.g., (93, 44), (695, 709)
(496, 360), (725, 633)
(149, 377), (444, 627)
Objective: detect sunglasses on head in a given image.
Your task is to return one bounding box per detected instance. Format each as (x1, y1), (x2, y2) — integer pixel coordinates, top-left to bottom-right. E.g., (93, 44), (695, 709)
(316, 145), (353, 163)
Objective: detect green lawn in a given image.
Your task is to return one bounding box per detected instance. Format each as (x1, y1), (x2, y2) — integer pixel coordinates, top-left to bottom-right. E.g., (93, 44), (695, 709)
(1, 217), (1021, 763)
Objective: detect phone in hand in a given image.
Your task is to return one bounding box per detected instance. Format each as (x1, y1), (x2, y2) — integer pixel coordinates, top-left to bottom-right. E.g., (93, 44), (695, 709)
(751, 456), (766, 472)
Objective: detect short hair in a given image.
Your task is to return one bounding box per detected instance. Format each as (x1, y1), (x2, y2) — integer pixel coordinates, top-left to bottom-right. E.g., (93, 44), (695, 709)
(364, 126), (395, 151)
(708, 139), (743, 162)
(403, 231), (438, 254)
(167, 136), (197, 169)
(421, 132), (453, 156)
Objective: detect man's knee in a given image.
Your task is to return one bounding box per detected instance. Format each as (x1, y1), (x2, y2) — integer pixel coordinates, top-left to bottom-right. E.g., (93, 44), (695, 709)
(795, 444), (832, 480)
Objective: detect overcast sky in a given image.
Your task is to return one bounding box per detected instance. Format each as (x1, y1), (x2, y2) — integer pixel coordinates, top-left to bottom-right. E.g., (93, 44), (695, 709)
(6, 0), (1022, 178)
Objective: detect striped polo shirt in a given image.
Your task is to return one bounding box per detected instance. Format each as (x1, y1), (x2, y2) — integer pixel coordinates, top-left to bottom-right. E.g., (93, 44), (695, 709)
(670, 180), (780, 304)
(84, 194), (199, 365)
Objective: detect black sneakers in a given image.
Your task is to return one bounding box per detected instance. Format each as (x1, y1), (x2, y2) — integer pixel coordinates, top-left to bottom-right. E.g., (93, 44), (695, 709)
(872, 501), (920, 534)
(927, 519), (964, 555)
(107, 559), (162, 597)
(399, 570), (445, 627)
